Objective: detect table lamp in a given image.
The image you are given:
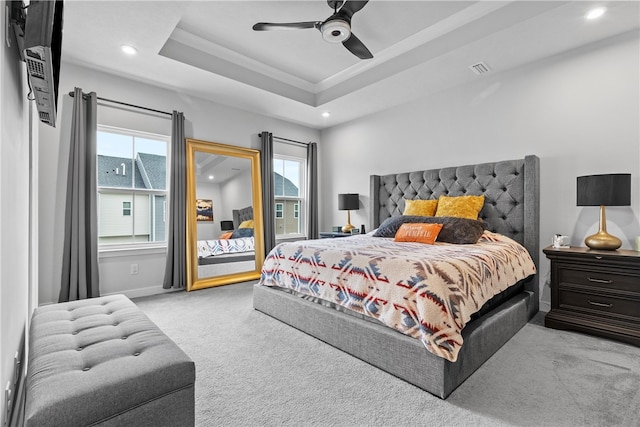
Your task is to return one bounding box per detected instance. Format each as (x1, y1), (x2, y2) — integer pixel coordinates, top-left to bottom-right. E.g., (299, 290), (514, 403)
(577, 173), (631, 250)
(338, 193), (359, 233)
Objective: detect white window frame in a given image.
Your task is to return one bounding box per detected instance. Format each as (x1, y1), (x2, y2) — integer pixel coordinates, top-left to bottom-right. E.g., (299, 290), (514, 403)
(97, 125), (170, 252)
(273, 154), (306, 239)
(275, 203), (284, 219)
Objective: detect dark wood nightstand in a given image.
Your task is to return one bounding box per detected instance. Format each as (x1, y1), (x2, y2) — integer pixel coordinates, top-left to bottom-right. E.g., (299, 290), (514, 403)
(319, 232), (353, 238)
(544, 245), (640, 346)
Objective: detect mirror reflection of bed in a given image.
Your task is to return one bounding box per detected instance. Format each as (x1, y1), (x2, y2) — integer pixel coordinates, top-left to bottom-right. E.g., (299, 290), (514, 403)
(186, 140), (265, 291)
(197, 206), (256, 278)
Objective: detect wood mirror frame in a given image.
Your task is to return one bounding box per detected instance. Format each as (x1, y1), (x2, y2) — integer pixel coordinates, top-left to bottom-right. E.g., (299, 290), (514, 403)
(186, 139), (265, 291)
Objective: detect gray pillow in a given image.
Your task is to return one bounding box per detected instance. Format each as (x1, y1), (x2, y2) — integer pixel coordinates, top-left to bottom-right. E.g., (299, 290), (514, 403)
(373, 215), (486, 244)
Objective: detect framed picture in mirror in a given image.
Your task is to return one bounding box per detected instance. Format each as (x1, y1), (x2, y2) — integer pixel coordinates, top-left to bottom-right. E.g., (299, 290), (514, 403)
(196, 199), (213, 221)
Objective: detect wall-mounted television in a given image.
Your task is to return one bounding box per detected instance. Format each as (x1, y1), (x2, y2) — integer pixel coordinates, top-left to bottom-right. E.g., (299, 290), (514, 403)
(12, 0), (64, 127)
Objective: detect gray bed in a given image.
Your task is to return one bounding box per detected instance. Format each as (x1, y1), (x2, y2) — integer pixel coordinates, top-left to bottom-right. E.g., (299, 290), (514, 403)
(253, 155), (539, 398)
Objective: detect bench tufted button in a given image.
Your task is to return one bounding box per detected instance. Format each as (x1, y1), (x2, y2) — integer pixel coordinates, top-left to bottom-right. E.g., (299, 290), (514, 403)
(82, 367), (90, 372)
(72, 331), (79, 335)
(122, 336), (128, 340)
(113, 323), (119, 326)
(77, 347), (83, 351)
(133, 352), (141, 356)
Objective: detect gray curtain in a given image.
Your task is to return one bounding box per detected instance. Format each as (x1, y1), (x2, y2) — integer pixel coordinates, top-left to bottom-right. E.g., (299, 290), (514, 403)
(163, 112), (187, 289)
(59, 88), (99, 302)
(306, 142), (319, 240)
(260, 131), (276, 254)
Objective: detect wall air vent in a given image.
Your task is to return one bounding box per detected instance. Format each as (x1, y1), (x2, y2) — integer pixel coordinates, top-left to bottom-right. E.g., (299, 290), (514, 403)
(469, 61), (490, 75)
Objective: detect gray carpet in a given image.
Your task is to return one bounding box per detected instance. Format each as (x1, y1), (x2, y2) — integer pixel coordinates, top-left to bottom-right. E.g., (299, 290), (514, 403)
(133, 282), (640, 427)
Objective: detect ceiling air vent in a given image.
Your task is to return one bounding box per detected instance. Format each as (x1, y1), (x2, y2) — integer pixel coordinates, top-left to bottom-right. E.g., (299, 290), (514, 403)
(469, 62), (490, 75)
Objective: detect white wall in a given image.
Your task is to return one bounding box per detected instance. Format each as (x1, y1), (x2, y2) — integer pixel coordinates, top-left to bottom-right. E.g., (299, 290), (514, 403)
(37, 62), (320, 305)
(319, 31), (640, 311)
(0, 9), (32, 423)
(221, 168), (253, 220)
(196, 181), (222, 240)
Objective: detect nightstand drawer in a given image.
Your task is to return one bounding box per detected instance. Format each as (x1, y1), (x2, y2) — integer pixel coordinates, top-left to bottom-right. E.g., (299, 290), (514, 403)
(559, 267), (639, 293)
(558, 288), (640, 321)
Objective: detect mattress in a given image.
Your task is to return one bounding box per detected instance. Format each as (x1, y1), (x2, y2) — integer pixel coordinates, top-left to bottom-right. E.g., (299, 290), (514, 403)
(259, 231), (535, 362)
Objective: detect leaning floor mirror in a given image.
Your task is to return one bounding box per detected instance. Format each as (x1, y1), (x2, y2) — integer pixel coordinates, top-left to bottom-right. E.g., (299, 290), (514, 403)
(186, 139), (265, 291)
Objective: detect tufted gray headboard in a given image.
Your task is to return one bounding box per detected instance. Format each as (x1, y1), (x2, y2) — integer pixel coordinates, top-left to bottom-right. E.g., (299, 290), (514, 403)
(370, 155), (540, 311)
(232, 206), (253, 228)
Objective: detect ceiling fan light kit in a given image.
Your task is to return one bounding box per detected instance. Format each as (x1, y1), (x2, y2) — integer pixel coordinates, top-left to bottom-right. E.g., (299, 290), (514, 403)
(253, 0), (372, 59)
(321, 19), (351, 43)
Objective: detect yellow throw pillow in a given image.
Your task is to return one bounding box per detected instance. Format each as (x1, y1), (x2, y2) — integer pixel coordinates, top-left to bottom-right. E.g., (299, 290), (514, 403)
(435, 195), (485, 219)
(394, 223), (443, 244)
(238, 220), (254, 229)
(403, 199), (438, 217)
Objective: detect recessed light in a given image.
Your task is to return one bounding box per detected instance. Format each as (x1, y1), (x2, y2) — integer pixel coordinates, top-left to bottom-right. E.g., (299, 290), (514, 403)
(121, 45), (138, 55)
(322, 112), (331, 118)
(586, 7), (606, 20)
(208, 175), (214, 180)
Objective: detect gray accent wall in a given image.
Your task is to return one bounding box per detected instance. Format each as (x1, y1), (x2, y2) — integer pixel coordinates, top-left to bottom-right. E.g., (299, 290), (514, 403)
(319, 30), (640, 311)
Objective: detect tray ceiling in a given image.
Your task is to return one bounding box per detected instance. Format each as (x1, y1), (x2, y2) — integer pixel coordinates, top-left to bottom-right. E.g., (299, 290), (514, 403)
(61, 1), (639, 129)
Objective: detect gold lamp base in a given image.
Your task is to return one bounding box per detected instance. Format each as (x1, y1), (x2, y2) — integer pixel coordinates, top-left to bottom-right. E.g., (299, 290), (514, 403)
(342, 210), (354, 233)
(585, 232), (622, 250)
(585, 205), (622, 251)
(342, 223), (355, 233)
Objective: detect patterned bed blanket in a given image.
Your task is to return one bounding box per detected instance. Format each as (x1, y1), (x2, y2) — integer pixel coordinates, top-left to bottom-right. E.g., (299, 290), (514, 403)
(197, 236), (254, 258)
(259, 231), (535, 362)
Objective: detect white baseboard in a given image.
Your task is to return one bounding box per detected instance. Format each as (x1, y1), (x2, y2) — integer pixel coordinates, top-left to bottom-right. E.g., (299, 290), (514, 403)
(539, 301), (550, 313)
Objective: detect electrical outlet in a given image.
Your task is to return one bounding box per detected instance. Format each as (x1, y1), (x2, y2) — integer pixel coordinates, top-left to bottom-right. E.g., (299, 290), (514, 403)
(130, 264), (138, 275)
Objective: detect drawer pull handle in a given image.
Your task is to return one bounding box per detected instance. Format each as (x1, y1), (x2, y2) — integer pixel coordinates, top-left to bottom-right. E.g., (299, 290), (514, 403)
(588, 300), (613, 308)
(587, 277), (613, 284)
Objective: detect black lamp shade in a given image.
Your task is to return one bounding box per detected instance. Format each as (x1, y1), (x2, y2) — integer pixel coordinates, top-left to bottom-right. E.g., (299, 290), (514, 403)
(577, 174), (631, 206)
(338, 193), (359, 211)
(220, 220), (235, 231)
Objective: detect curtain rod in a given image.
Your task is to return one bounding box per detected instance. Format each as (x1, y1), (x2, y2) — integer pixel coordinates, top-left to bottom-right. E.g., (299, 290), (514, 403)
(68, 91), (172, 117)
(273, 135), (309, 147)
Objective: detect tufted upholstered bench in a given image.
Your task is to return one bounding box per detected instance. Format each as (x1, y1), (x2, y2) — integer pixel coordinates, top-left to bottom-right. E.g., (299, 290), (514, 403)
(25, 294), (195, 426)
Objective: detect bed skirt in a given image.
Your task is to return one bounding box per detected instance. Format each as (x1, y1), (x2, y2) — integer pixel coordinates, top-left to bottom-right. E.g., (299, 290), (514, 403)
(253, 283), (534, 399)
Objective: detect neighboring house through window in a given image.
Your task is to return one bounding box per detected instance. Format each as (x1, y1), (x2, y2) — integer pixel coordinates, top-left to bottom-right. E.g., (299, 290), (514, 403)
(273, 155), (305, 238)
(97, 126), (169, 247)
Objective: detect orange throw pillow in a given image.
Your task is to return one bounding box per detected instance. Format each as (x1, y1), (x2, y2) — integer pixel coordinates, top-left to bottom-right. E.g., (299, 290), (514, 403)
(394, 223), (443, 244)
(219, 232), (233, 239)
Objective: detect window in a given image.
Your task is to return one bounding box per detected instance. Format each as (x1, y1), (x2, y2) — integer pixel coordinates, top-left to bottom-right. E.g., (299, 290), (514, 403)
(97, 126), (168, 247)
(273, 156), (305, 237)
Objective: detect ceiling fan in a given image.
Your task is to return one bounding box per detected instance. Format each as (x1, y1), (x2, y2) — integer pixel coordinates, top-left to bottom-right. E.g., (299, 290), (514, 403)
(252, 0), (373, 60)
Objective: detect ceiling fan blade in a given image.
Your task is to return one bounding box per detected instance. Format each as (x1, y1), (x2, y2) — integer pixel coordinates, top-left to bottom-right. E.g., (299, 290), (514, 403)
(253, 22), (320, 31)
(339, 1), (369, 19)
(342, 32), (373, 59)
